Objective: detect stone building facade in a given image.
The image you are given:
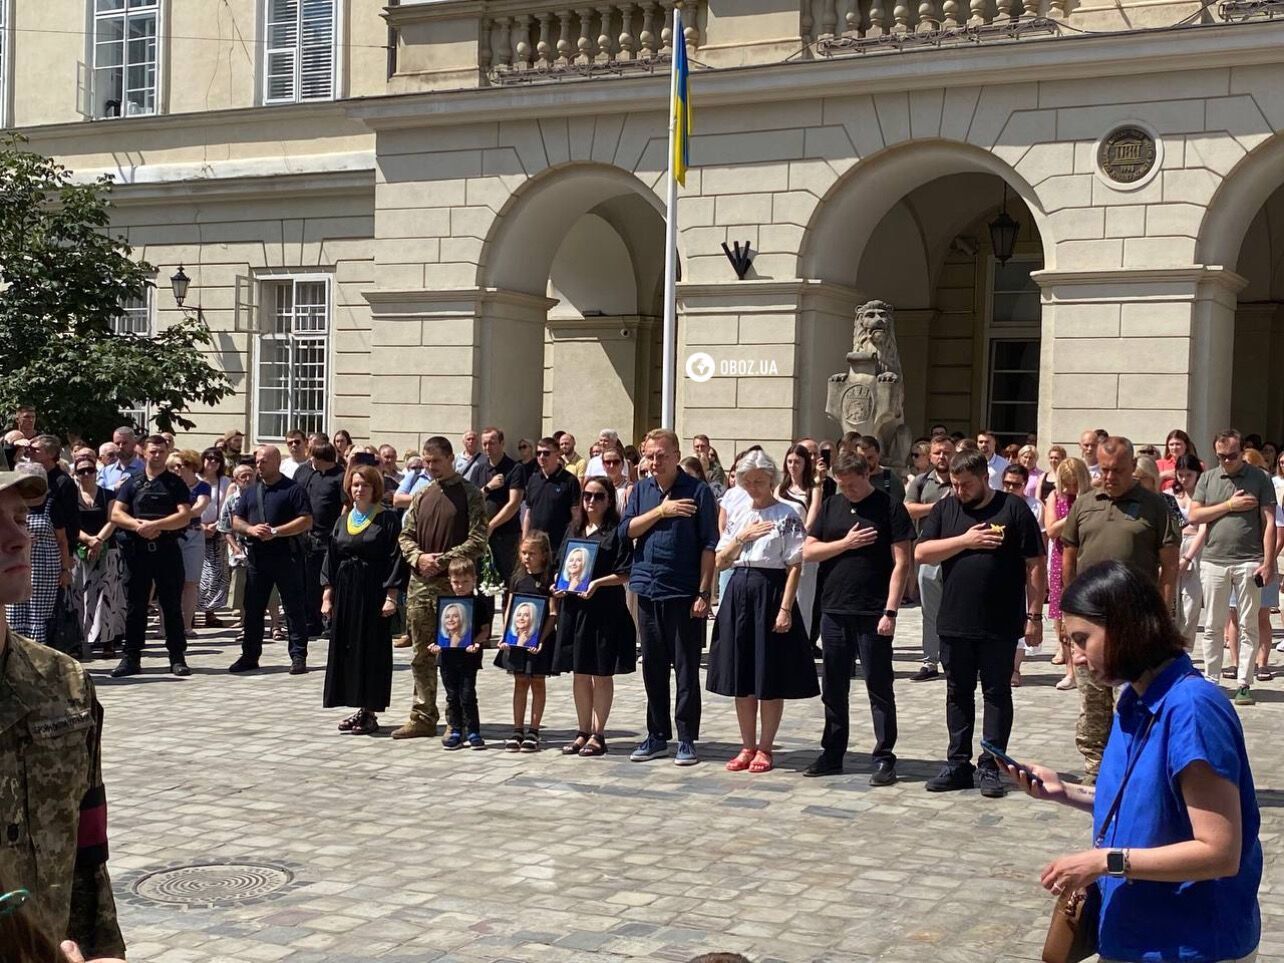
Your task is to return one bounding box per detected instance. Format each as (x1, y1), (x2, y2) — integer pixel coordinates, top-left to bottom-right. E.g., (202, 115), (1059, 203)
(9, 1), (1284, 458)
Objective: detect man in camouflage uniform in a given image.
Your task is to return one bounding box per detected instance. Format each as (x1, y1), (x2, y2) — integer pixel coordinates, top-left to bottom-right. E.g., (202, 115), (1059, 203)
(0, 468), (125, 957)
(393, 436), (488, 739)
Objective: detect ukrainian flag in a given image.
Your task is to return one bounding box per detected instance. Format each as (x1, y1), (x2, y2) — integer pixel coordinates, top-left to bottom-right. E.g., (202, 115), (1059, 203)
(670, 9), (691, 187)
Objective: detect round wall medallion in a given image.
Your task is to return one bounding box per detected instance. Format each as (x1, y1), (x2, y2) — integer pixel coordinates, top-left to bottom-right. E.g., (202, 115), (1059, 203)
(1098, 126), (1157, 184)
(133, 862), (293, 907)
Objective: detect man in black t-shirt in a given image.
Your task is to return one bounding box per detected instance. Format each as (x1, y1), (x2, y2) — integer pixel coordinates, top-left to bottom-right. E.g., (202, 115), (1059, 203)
(522, 437), (580, 553)
(293, 439), (346, 637)
(916, 449), (1045, 798)
(230, 445), (313, 674)
(109, 435), (194, 677)
(478, 427), (524, 581)
(802, 450), (914, 785)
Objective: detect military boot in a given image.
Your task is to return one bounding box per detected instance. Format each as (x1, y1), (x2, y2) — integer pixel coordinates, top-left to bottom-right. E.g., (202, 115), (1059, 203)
(391, 719), (436, 740)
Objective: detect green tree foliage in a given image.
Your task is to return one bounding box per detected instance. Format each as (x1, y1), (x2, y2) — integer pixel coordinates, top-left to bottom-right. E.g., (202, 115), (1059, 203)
(0, 136), (231, 443)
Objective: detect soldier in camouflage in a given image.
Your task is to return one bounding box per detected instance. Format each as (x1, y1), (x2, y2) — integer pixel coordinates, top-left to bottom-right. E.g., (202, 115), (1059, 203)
(393, 436), (488, 739)
(0, 468), (125, 957)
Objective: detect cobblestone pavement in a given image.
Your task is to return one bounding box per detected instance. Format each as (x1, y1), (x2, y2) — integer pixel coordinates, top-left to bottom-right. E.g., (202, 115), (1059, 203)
(92, 608), (1284, 963)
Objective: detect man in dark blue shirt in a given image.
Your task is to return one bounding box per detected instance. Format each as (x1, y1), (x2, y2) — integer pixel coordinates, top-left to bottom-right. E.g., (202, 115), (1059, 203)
(620, 429), (718, 766)
(230, 445), (313, 674)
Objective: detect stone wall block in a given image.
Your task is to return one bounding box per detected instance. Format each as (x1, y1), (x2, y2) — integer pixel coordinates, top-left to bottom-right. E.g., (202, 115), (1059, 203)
(568, 115), (597, 162)
(591, 114), (627, 165)
(497, 120), (550, 176)
(371, 374), (420, 404)
(1050, 408), (1186, 445)
(967, 85), (1040, 150)
(1050, 373), (1119, 408)
(1091, 176), (1164, 208)
(1161, 168), (1220, 207)
(873, 92), (912, 147)
(1103, 206), (1145, 239)
(1142, 203), (1203, 239)
(715, 192), (775, 226)
(803, 126), (856, 162)
(992, 110), (1057, 167)
(683, 314), (740, 345)
(1055, 337), (1189, 373)
(1048, 302), (1121, 338)
(1120, 301), (1194, 337)
(786, 160), (837, 198)
(696, 130), (805, 168)
(737, 378), (794, 408)
(377, 208), (451, 239)
(702, 163), (790, 196)
(1123, 236), (1197, 268)
(538, 117), (572, 167)
(909, 89), (946, 141)
(1057, 238), (1124, 271)
(823, 95), (886, 158)
(449, 206), (496, 240)
(772, 191), (820, 227)
(939, 86), (982, 143)
(1036, 174), (1094, 213)
(1047, 207), (1106, 241)
(1118, 373), (1190, 409)
(738, 313), (797, 343)
(1184, 132), (1246, 178)
(1204, 94), (1274, 153)
(1055, 101), (1207, 142)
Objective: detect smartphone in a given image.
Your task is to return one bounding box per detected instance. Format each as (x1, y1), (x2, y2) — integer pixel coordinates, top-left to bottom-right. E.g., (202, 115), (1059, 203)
(980, 739), (1043, 785)
(1253, 574), (1265, 588)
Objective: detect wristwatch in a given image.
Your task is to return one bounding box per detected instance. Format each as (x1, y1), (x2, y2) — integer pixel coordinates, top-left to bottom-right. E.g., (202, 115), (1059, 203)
(697, 590), (711, 601)
(1106, 849), (1129, 878)
(269, 526), (278, 537)
(1026, 613), (1043, 622)
(883, 609), (898, 619)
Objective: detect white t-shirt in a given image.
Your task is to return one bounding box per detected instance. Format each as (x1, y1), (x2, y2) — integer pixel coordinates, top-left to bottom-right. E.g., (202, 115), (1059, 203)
(281, 456), (307, 479)
(987, 454), (1009, 491)
(720, 485), (752, 531)
(716, 500), (806, 569)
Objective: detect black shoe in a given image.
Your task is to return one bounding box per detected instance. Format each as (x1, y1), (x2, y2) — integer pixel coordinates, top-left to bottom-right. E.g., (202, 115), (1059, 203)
(869, 760), (898, 787)
(289, 659), (307, 675)
(110, 658), (141, 678)
(228, 657), (260, 674)
(910, 664), (939, 682)
(925, 764), (975, 792)
(803, 756), (843, 778)
(978, 766), (1007, 798)
(170, 662), (191, 677)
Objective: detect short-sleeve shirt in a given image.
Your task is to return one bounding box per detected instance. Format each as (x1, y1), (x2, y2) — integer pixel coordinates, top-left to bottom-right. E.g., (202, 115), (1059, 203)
(232, 475), (312, 558)
(478, 454), (524, 539)
(294, 463), (346, 536)
(868, 466), (906, 505)
(524, 466), (580, 553)
(620, 470), (719, 600)
(1060, 484), (1180, 578)
(45, 466), (80, 545)
(1193, 463), (1277, 565)
(808, 488), (915, 616)
(1096, 652), (1261, 962)
(397, 470), (434, 498)
(905, 470), (951, 534)
(186, 479), (212, 529)
(919, 490), (1044, 640)
(115, 470), (192, 540)
(717, 500), (805, 569)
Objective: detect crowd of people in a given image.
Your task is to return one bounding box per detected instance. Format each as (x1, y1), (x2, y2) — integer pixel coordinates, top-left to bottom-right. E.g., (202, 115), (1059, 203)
(0, 405), (1273, 962)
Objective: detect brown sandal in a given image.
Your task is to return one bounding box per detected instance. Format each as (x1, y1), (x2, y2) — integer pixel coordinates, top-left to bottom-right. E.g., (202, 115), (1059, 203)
(579, 733), (607, 757)
(562, 732), (589, 755)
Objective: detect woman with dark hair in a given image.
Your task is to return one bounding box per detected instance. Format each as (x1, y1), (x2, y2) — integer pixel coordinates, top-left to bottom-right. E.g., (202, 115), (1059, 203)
(779, 443), (822, 639)
(71, 452), (124, 658)
(1157, 429), (1203, 491)
(197, 447), (231, 627)
(552, 475), (636, 756)
(1005, 560), (1261, 963)
(333, 429), (354, 465)
(680, 456), (707, 484)
(1172, 453), (1207, 649)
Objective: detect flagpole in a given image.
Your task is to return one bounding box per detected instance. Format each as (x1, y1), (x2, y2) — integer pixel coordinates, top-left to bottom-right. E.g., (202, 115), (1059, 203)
(660, 9), (682, 431)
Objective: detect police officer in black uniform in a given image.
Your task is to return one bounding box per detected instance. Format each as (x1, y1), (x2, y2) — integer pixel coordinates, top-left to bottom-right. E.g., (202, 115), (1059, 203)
(229, 444), (313, 675)
(292, 438), (345, 637)
(110, 434), (193, 677)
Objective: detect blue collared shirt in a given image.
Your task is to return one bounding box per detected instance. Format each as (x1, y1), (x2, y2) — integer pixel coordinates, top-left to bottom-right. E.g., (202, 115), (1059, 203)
(97, 458), (143, 492)
(619, 471), (718, 600)
(1095, 652), (1261, 962)
(397, 470), (435, 497)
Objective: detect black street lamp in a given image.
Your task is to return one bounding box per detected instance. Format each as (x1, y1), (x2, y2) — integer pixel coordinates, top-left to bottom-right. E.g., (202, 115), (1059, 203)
(169, 265), (191, 307)
(988, 184), (1020, 266)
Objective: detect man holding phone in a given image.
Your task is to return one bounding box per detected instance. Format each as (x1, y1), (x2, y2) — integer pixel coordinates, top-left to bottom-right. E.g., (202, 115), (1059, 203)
(916, 449), (1045, 798)
(1188, 428), (1277, 705)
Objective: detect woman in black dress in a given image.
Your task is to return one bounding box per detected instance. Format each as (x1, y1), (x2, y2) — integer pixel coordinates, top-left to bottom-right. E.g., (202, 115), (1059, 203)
(72, 453), (124, 657)
(321, 464), (404, 736)
(552, 476), (636, 757)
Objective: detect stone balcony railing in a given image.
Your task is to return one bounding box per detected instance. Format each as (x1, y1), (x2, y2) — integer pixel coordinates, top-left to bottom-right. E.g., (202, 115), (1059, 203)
(803, 0), (1062, 42)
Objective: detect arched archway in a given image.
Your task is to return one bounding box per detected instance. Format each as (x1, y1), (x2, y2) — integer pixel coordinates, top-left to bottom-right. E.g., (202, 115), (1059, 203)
(477, 163), (674, 442)
(798, 140), (1055, 446)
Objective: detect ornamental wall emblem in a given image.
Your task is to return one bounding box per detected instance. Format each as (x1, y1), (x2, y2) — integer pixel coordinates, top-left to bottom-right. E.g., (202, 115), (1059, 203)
(841, 384), (874, 425)
(1098, 127), (1157, 184)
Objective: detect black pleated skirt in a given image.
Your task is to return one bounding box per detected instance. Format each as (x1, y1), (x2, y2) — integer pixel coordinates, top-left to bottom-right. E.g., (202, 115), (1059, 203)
(706, 567), (820, 700)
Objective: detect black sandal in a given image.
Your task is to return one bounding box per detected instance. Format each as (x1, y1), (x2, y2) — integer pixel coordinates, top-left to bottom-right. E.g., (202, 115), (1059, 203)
(562, 731), (589, 755)
(579, 733), (607, 757)
(338, 710), (365, 732)
(351, 712), (379, 736)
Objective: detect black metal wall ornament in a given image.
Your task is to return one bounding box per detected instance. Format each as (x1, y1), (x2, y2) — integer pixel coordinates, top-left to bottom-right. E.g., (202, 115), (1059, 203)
(722, 240), (754, 280)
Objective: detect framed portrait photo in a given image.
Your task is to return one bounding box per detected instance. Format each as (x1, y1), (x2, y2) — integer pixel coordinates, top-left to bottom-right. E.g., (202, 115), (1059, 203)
(555, 539), (599, 594)
(503, 594), (547, 649)
(435, 597), (475, 649)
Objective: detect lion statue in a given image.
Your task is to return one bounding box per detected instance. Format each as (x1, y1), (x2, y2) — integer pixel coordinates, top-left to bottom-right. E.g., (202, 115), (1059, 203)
(848, 299), (902, 384)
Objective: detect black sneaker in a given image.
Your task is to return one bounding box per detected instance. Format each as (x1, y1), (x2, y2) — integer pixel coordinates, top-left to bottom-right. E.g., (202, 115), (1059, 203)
(869, 760), (898, 787)
(803, 756), (843, 778)
(910, 664), (939, 682)
(925, 764), (975, 793)
(978, 766), (1007, 798)
(110, 658), (141, 678)
(289, 659), (307, 675)
(228, 657), (260, 674)
(170, 662), (191, 677)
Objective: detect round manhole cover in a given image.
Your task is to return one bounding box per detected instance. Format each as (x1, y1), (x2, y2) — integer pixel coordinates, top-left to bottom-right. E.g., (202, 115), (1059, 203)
(133, 862), (293, 907)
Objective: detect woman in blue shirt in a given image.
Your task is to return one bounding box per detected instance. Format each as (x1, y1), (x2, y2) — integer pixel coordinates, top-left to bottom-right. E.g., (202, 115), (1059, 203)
(1005, 560), (1261, 963)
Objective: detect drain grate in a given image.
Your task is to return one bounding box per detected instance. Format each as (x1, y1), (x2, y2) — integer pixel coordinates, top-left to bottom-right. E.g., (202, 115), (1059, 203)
(132, 862), (293, 908)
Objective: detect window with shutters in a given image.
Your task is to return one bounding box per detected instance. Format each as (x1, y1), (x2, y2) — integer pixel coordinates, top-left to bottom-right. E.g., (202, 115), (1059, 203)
(264, 0), (338, 105)
(91, 0), (159, 118)
(114, 287), (155, 428)
(255, 276), (330, 441)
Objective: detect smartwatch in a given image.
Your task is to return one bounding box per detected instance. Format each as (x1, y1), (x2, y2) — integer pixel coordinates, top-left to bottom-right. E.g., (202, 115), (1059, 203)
(269, 526), (278, 537)
(1106, 849), (1129, 878)
(697, 590), (711, 601)
(883, 609), (898, 619)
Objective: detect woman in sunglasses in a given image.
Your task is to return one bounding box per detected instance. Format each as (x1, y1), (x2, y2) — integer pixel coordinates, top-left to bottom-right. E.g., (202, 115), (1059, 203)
(551, 475), (636, 756)
(72, 453), (125, 658)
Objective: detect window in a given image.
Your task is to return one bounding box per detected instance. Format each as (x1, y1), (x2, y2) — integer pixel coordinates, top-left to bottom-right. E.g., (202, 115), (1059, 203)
(92, 0), (159, 118)
(255, 277), (330, 441)
(985, 257), (1042, 447)
(264, 0), (337, 104)
(113, 287), (154, 428)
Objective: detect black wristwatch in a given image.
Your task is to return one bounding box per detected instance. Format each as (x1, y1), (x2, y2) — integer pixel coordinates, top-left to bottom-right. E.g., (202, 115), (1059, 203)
(883, 609), (898, 619)
(697, 590), (711, 601)
(1106, 849), (1129, 878)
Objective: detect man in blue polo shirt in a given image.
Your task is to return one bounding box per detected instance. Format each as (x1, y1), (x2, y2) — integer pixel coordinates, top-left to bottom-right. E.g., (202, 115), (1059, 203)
(620, 428), (718, 766)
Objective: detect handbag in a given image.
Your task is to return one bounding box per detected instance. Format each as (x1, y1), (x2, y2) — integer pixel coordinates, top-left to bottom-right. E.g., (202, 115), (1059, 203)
(44, 586), (84, 658)
(1042, 713), (1157, 963)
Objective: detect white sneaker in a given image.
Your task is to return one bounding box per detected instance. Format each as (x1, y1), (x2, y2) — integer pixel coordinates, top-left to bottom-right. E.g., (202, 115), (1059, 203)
(1274, 639), (1284, 653)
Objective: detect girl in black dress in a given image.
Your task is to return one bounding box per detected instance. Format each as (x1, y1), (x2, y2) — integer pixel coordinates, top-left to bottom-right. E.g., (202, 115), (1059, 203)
(494, 531), (556, 752)
(321, 465), (404, 736)
(552, 476), (636, 757)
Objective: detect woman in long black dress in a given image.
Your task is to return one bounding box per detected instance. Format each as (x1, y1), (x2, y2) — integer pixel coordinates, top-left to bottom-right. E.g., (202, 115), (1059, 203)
(552, 475), (636, 757)
(706, 450), (819, 774)
(321, 464), (404, 736)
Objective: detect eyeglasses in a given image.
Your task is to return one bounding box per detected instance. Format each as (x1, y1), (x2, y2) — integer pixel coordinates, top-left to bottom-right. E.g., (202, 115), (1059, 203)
(582, 491), (607, 503)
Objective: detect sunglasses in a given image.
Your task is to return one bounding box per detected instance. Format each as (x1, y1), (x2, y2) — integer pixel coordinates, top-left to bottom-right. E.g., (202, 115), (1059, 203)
(581, 490), (607, 503)
(536, 449), (555, 457)
(75, 467), (96, 476)
(602, 458), (622, 466)
(1216, 451), (1240, 461)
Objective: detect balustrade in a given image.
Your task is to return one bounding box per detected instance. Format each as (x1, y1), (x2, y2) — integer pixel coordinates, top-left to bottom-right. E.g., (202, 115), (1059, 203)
(804, 0), (1059, 42)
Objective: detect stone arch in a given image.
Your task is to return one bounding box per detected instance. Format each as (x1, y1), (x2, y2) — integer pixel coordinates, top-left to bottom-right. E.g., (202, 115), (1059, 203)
(1197, 133), (1284, 270)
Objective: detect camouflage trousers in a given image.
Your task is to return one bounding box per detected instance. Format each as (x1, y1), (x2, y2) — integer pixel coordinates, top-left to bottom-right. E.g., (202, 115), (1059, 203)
(1075, 664), (1114, 781)
(406, 595), (441, 730)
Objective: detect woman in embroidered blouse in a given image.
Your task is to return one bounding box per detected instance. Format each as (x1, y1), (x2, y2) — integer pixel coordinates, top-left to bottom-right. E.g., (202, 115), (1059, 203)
(1006, 560), (1261, 963)
(706, 450), (819, 774)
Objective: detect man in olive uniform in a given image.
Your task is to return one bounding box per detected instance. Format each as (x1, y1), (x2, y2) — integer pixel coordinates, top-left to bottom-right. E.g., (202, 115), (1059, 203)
(393, 436), (487, 739)
(0, 468), (125, 957)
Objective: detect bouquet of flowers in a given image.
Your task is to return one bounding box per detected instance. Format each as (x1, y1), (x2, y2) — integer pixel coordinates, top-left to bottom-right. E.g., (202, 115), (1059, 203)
(478, 547), (505, 597)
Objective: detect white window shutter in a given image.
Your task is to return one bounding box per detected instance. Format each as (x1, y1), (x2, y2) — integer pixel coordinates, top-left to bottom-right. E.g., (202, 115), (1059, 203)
(299, 0), (335, 101)
(76, 61), (95, 118)
(234, 275), (258, 333)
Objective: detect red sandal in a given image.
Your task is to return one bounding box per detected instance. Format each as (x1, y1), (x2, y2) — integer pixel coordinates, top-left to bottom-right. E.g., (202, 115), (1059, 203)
(725, 747), (755, 772)
(748, 749), (774, 774)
